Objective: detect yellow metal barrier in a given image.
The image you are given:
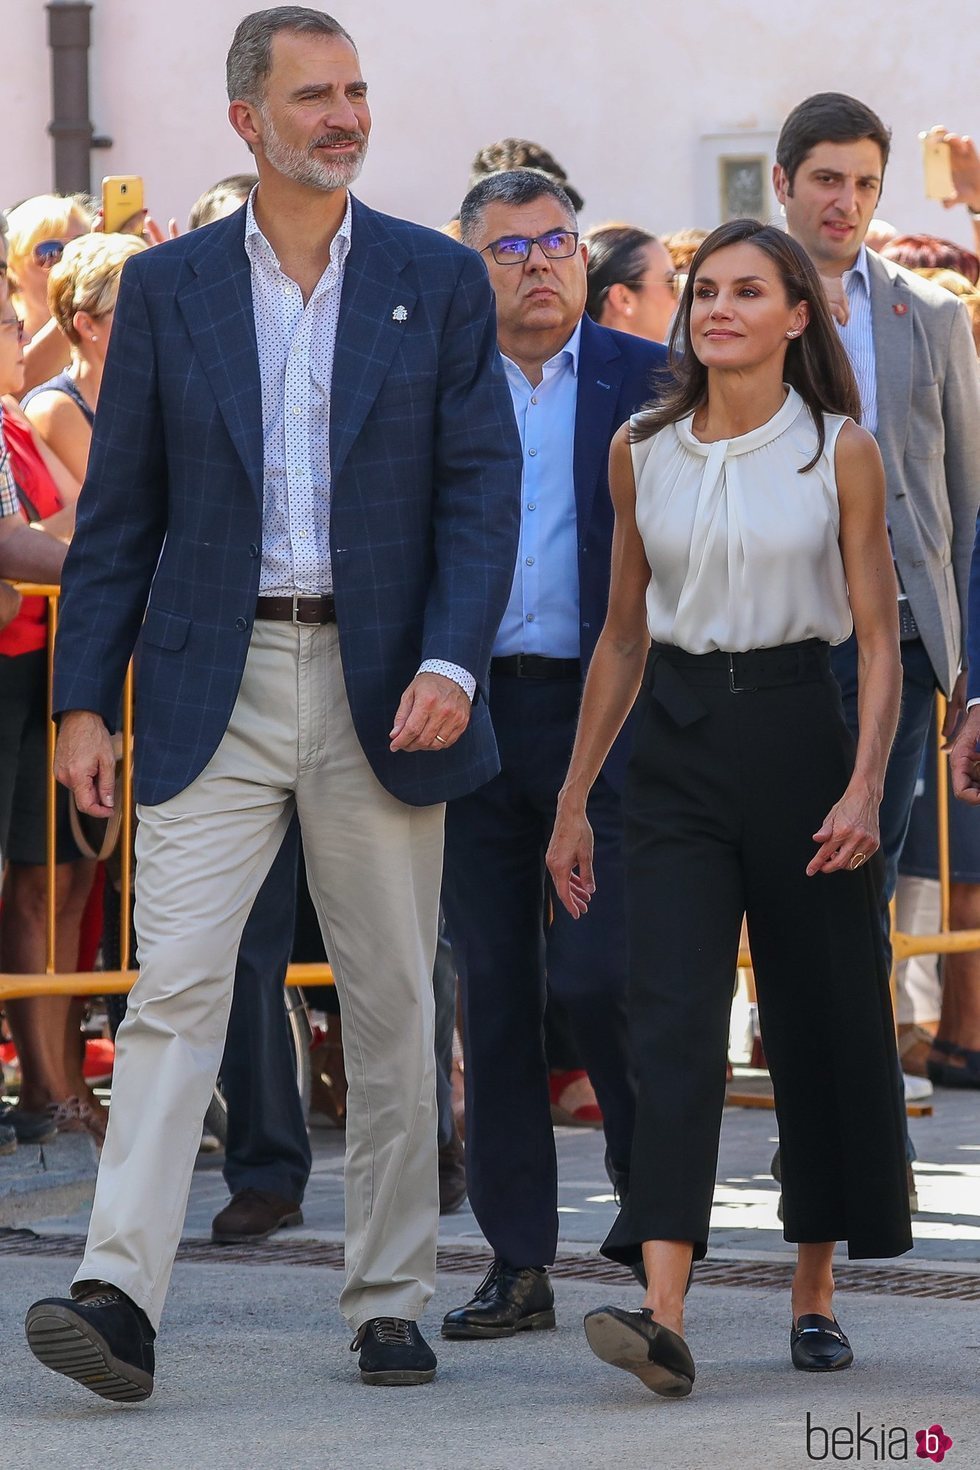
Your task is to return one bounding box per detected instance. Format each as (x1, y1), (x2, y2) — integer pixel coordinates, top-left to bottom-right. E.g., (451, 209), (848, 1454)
(0, 584), (333, 1003)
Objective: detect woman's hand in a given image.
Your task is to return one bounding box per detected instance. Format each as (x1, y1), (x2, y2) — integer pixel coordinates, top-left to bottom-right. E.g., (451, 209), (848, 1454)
(807, 781), (881, 876)
(546, 796), (596, 918)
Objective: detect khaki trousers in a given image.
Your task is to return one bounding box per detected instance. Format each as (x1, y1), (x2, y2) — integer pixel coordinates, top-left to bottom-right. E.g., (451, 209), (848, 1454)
(73, 621), (445, 1331)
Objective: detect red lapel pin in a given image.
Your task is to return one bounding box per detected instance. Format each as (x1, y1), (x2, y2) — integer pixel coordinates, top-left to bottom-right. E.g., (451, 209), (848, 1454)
(893, 302), (908, 315)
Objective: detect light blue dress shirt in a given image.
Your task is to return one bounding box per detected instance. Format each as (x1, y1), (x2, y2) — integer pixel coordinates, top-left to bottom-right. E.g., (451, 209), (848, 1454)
(493, 322), (582, 659)
(837, 244), (878, 437)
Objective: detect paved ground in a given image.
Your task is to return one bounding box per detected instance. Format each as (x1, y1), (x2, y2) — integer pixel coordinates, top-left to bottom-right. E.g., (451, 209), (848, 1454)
(2, 1089), (978, 1469)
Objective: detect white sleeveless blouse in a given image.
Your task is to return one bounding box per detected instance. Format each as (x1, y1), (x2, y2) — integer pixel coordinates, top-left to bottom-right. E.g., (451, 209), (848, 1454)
(630, 387), (853, 655)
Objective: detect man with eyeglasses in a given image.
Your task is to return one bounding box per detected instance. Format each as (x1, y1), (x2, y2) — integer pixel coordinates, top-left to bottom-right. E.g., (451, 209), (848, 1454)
(440, 168), (668, 1340)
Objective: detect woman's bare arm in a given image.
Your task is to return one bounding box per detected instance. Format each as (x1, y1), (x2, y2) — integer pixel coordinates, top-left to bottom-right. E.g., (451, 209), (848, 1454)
(547, 424), (651, 914)
(807, 420), (901, 875)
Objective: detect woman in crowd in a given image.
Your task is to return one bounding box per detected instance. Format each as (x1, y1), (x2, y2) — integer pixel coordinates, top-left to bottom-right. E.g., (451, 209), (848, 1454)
(0, 259), (103, 1140)
(24, 233), (146, 483)
(547, 219), (912, 1396)
(880, 232), (979, 285)
(4, 194), (92, 394)
(583, 224), (678, 344)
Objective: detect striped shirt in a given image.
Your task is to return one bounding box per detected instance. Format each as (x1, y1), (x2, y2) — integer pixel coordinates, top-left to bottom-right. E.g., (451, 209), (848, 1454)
(837, 245), (877, 436)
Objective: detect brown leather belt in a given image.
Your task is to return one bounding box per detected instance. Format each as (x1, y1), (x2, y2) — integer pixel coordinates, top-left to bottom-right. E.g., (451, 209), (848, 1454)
(255, 594), (336, 625)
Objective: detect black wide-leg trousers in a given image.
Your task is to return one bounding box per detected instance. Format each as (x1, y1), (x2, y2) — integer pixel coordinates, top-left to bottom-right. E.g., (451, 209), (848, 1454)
(602, 643), (913, 1267)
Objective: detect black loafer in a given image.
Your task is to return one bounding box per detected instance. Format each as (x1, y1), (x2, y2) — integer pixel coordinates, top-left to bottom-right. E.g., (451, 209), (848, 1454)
(584, 1306), (695, 1397)
(352, 1318), (436, 1386)
(442, 1262), (555, 1339)
(25, 1283), (155, 1401)
(791, 1314), (854, 1372)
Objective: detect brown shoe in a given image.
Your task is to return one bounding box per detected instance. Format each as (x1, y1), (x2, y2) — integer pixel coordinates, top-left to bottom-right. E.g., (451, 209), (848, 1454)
(211, 1188), (303, 1244)
(438, 1125), (467, 1215)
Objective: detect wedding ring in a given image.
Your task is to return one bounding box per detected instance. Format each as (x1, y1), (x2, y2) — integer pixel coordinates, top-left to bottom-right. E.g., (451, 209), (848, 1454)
(849, 852), (868, 870)
(434, 735), (447, 744)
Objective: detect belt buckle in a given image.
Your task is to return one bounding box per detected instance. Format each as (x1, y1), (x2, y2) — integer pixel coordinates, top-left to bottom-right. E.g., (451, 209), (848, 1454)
(728, 653), (756, 694)
(516, 653), (529, 678)
(291, 594), (303, 626)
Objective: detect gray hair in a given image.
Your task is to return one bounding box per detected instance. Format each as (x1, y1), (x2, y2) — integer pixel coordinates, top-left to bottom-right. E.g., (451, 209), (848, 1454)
(226, 7), (355, 105)
(459, 169), (576, 247)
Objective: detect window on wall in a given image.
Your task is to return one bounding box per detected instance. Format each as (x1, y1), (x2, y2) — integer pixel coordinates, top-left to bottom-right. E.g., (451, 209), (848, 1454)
(696, 131), (779, 228)
(719, 156), (768, 221)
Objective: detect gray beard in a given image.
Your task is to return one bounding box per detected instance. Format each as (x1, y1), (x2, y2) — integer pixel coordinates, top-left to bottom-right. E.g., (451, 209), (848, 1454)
(260, 114), (366, 192)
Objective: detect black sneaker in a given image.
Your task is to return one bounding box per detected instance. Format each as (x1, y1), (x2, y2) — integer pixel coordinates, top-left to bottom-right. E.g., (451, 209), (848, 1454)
(351, 1317), (437, 1386)
(25, 1283), (155, 1402)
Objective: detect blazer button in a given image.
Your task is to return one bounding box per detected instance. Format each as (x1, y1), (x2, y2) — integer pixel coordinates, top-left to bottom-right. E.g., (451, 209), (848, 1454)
(235, 616), (248, 631)
(249, 543), (259, 558)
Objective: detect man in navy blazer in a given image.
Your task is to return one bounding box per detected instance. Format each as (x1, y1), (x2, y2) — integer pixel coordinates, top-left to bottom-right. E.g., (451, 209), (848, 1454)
(26, 9), (520, 1399)
(440, 170), (668, 1339)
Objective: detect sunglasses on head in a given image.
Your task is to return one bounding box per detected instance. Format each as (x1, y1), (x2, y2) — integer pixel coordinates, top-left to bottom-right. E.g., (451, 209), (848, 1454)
(33, 239), (66, 268)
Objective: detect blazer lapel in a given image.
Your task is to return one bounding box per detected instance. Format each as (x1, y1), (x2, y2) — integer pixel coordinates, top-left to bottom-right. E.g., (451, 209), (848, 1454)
(573, 316), (625, 533)
(330, 198), (417, 483)
(176, 210), (263, 503)
(869, 251), (912, 487)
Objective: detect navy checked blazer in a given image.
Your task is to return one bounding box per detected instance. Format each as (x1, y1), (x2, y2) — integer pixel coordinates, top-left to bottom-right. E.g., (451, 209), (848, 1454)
(52, 197), (523, 807)
(574, 314), (668, 789)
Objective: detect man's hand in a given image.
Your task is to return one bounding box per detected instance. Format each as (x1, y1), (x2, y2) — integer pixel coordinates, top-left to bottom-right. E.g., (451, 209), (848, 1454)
(819, 272), (849, 326)
(389, 672), (471, 752)
(949, 704), (980, 803)
(928, 126), (980, 212)
(0, 580), (21, 631)
(54, 710), (116, 817)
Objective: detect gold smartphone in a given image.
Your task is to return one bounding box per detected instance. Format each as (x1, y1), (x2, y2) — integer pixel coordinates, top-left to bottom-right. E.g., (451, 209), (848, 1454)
(102, 175), (145, 235)
(919, 133), (955, 201)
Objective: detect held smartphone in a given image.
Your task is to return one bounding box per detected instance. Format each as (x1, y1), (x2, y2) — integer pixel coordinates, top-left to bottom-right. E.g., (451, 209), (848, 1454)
(102, 175), (145, 235)
(919, 133), (955, 202)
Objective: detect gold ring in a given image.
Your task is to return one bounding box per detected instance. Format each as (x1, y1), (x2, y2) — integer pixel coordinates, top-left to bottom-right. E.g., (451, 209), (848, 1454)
(849, 852), (868, 870)
(434, 735), (447, 744)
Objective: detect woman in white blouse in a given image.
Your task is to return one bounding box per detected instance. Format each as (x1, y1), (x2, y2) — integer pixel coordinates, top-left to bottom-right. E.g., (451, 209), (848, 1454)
(547, 219), (911, 1396)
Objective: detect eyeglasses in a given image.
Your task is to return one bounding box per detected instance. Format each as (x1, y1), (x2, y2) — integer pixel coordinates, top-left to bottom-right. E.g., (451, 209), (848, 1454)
(0, 316), (25, 341)
(637, 270), (680, 296)
(481, 230), (580, 266)
(33, 239), (67, 269)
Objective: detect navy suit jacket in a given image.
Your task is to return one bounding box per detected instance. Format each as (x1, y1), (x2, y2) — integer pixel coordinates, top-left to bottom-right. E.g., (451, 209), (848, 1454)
(573, 314), (668, 789)
(52, 198), (523, 807)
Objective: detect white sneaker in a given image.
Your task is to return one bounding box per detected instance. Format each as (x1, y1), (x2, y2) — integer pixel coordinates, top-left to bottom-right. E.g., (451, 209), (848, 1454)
(903, 1072), (933, 1102)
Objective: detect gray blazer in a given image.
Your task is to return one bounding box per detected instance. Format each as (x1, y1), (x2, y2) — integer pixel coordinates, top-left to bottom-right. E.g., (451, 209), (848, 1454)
(868, 250), (980, 695)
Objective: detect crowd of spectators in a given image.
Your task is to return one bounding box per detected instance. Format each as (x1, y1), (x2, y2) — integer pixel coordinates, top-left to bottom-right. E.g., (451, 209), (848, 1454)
(1, 119), (979, 1171)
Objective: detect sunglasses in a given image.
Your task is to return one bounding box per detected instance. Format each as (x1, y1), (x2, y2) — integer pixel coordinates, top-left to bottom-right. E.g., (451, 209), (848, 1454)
(33, 239), (67, 269)
(0, 316), (25, 342)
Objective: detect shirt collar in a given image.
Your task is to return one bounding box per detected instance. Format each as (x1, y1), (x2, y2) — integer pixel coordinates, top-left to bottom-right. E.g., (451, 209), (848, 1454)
(501, 317), (583, 386)
(843, 244), (870, 296)
(244, 186), (353, 272)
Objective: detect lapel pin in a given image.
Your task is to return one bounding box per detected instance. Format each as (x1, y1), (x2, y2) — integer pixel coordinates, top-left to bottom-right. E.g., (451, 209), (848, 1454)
(892, 302), (908, 316)
(596, 379), (611, 390)
(392, 304), (408, 322)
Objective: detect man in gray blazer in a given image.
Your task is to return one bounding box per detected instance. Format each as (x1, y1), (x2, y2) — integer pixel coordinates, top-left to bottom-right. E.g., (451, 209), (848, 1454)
(775, 91), (980, 941)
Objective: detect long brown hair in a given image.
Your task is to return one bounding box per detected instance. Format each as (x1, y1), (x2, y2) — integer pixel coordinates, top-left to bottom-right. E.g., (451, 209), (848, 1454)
(632, 219), (861, 472)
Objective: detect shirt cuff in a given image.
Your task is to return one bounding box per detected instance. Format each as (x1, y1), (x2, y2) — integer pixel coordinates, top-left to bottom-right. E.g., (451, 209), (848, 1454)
(967, 698), (980, 710)
(418, 660), (476, 702)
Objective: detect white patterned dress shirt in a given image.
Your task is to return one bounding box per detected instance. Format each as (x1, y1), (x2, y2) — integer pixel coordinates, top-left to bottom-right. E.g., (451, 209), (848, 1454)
(245, 191), (473, 698)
